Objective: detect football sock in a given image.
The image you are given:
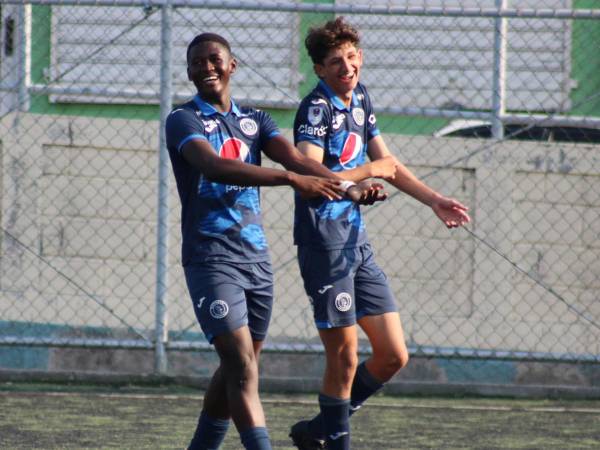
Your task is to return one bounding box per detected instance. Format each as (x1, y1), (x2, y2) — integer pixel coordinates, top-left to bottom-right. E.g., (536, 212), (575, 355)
(188, 411), (230, 450)
(349, 361), (384, 414)
(318, 393), (350, 450)
(308, 361), (384, 440)
(240, 426), (272, 450)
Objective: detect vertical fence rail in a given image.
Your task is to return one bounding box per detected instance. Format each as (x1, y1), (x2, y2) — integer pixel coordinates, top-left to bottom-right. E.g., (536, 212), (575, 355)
(154, 2), (173, 374)
(491, 0), (507, 139)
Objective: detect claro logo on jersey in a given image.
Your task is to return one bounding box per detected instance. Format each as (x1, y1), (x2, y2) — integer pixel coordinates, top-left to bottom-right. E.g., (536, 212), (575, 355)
(339, 132), (363, 168)
(297, 124), (327, 137)
(219, 137), (250, 161)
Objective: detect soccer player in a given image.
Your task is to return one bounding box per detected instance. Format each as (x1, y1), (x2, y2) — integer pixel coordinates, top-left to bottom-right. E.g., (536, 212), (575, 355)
(166, 33), (395, 450)
(289, 18), (471, 450)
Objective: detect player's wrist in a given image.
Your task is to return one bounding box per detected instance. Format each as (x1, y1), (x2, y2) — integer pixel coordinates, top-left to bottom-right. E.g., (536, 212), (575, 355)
(339, 180), (357, 193)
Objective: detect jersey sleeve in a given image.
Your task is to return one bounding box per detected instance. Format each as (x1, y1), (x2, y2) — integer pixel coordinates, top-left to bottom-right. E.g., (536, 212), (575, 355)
(362, 85), (381, 141)
(166, 107), (207, 154)
(256, 110), (281, 147)
(293, 97), (330, 148)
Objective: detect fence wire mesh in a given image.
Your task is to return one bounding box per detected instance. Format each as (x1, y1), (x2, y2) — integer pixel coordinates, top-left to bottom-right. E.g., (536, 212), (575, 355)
(1, 1), (599, 384)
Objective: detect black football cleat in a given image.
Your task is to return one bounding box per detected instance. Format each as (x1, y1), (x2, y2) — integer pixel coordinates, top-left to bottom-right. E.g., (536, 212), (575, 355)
(289, 420), (326, 450)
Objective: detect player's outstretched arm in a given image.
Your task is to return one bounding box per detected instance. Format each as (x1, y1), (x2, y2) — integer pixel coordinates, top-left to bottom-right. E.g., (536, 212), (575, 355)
(367, 135), (470, 228)
(181, 138), (343, 200)
(264, 136), (388, 204)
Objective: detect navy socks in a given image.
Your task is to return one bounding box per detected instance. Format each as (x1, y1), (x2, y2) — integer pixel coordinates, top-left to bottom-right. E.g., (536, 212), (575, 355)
(239, 426), (272, 450)
(188, 411), (230, 450)
(318, 393), (350, 450)
(308, 361), (384, 440)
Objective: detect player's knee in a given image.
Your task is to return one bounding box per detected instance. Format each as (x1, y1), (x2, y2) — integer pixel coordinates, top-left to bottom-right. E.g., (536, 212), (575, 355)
(388, 350), (409, 374)
(338, 348), (359, 383)
(223, 351), (258, 388)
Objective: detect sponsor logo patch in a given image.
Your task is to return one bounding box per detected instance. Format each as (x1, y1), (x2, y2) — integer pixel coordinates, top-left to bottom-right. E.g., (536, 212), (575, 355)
(297, 124), (327, 137)
(335, 292), (352, 312)
(318, 285), (333, 294)
(339, 132), (363, 168)
(332, 113), (345, 130)
(203, 119), (219, 133)
(209, 300), (229, 319)
(368, 113), (377, 125)
(219, 137), (250, 161)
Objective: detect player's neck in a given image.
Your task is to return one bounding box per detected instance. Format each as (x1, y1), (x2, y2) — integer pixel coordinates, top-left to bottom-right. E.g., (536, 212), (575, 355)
(199, 92), (232, 114)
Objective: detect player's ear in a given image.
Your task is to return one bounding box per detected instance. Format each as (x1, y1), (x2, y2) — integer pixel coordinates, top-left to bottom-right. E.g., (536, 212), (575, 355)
(314, 63), (325, 78)
(357, 48), (363, 65)
(229, 56), (237, 75)
(187, 65), (192, 81)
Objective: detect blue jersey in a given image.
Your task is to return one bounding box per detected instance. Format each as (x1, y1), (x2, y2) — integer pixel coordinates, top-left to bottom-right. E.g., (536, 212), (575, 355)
(166, 95), (280, 265)
(293, 80), (380, 249)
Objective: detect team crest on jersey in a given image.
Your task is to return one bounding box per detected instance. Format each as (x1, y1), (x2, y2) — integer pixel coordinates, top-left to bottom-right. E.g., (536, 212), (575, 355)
(368, 113), (377, 125)
(308, 106), (323, 126)
(209, 300), (229, 319)
(239, 118), (258, 136)
(203, 119), (219, 133)
(219, 137), (250, 161)
(332, 113), (345, 130)
(339, 132), (363, 168)
(352, 108), (365, 126)
(335, 292), (352, 312)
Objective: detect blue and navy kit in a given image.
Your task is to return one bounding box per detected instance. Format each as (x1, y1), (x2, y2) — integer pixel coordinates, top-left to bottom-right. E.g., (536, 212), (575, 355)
(166, 95), (280, 265)
(293, 80), (380, 250)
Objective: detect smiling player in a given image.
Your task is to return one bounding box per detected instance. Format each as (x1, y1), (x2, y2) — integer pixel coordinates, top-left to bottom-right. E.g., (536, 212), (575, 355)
(166, 32), (395, 450)
(289, 18), (471, 450)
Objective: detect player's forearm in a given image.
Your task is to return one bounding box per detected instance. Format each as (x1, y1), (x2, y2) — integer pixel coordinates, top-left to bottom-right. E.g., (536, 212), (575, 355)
(204, 158), (296, 187)
(281, 152), (343, 180)
(389, 163), (440, 206)
(335, 164), (373, 182)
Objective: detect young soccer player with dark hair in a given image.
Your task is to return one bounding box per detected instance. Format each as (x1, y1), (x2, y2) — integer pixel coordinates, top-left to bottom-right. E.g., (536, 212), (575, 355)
(166, 32), (396, 450)
(289, 18), (471, 450)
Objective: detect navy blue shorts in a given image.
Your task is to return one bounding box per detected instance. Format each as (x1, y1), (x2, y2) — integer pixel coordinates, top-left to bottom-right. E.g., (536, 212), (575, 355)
(184, 261), (273, 343)
(298, 243), (397, 329)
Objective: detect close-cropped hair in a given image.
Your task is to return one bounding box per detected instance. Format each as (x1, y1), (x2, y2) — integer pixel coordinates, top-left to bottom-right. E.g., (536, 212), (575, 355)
(305, 17), (360, 65)
(186, 33), (232, 63)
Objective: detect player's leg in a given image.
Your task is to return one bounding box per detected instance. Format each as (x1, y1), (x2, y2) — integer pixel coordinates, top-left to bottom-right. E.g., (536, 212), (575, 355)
(317, 325), (357, 450)
(190, 338), (265, 450)
(358, 312), (409, 382)
(185, 263), (272, 450)
(349, 242), (408, 414)
(212, 327), (271, 450)
(290, 247), (359, 450)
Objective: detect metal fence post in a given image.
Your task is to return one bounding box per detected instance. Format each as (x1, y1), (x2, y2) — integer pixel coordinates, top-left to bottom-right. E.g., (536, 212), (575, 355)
(17, 4), (31, 112)
(492, 0), (507, 139)
(154, 1), (173, 374)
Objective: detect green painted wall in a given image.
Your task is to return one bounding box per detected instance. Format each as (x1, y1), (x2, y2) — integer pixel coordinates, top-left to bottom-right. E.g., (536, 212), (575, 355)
(27, 4), (600, 132)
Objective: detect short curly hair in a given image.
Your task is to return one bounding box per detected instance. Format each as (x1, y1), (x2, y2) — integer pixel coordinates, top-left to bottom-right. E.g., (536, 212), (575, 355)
(305, 17), (360, 65)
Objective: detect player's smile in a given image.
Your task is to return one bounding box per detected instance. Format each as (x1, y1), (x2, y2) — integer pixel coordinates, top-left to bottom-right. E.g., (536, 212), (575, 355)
(187, 41), (236, 109)
(315, 42), (362, 106)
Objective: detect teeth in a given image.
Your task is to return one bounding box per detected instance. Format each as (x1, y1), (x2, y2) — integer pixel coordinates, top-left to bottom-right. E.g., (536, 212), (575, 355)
(203, 76), (218, 82)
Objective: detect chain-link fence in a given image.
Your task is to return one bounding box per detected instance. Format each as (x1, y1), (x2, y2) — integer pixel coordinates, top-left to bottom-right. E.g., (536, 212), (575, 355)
(1, 1), (599, 389)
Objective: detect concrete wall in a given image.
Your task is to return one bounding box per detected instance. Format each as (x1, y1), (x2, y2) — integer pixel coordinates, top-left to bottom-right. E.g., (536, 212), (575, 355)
(1, 112), (599, 360)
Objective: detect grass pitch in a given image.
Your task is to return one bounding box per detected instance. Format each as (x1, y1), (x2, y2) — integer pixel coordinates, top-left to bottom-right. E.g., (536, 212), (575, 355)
(1, 382), (600, 449)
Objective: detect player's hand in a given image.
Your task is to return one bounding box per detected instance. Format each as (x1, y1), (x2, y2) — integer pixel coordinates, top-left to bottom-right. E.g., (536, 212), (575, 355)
(431, 195), (471, 228)
(290, 173), (344, 200)
(347, 180), (388, 205)
(369, 156), (398, 180)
